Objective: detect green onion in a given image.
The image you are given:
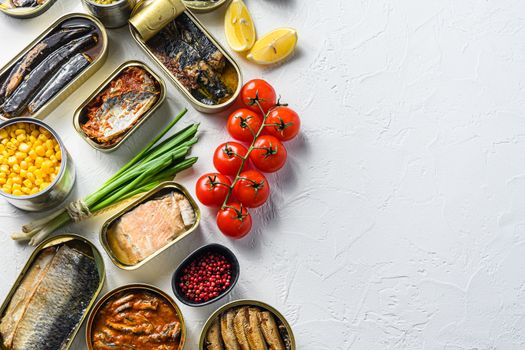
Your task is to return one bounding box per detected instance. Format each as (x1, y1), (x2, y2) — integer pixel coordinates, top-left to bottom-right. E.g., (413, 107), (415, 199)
(13, 110), (199, 246)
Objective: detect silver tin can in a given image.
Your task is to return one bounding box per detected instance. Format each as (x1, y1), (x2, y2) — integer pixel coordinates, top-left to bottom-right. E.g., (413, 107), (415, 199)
(0, 118), (76, 211)
(81, 0), (137, 28)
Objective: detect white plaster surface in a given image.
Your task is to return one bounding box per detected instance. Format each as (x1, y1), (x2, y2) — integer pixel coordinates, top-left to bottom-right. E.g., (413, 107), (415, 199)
(1, 0), (525, 349)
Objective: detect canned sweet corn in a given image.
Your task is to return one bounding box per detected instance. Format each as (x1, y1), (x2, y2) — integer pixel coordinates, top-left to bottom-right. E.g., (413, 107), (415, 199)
(0, 119), (75, 211)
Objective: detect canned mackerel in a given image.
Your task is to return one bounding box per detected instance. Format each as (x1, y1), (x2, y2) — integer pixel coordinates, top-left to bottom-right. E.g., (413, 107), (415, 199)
(129, 0), (242, 113)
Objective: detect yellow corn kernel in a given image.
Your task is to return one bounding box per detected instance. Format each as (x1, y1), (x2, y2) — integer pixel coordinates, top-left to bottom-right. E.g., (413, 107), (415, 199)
(12, 183), (21, 191)
(45, 139), (54, 150)
(28, 165), (37, 173)
(35, 157), (43, 168)
(41, 160), (52, 172)
(20, 161), (28, 170)
(45, 149), (54, 158)
(30, 187), (39, 195)
(0, 172), (5, 178)
(0, 129), (7, 139)
(7, 156), (16, 165)
(22, 186), (31, 195)
(34, 169), (43, 179)
(15, 129), (25, 136)
(28, 150), (37, 160)
(18, 143), (30, 153)
(16, 134), (26, 142)
(35, 178), (43, 186)
(35, 145), (45, 157)
(26, 172), (35, 182)
(11, 176), (21, 185)
(15, 151), (26, 160)
(22, 179), (32, 187)
(2, 185), (11, 194)
(29, 135), (36, 143)
(39, 182), (49, 191)
(12, 189), (23, 196)
(0, 178), (6, 185)
(19, 169), (27, 178)
(11, 164), (20, 174)
(56, 151), (62, 161)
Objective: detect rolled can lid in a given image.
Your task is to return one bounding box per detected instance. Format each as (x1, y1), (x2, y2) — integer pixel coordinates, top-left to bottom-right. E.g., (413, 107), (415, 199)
(129, 0), (186, 41)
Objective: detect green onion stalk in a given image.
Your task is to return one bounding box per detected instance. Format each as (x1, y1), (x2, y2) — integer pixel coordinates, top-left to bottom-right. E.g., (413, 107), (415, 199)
(12, 109), (199, 246)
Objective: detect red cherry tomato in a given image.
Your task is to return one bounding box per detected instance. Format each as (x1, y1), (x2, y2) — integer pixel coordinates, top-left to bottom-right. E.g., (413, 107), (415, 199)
(264, 106), (301, 141)
(216, 202), (252, 239)
(213, 142), (248, 176)
(241, 79), (277, 113)
(233, 170), (270, 208)
(195, 173), (232, 207)
(227, 108), (263, 142)
(249, 135), (287, 173)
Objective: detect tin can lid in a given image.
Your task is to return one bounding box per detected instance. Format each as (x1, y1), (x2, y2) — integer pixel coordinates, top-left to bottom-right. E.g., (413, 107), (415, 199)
(129, 0), (186, 42)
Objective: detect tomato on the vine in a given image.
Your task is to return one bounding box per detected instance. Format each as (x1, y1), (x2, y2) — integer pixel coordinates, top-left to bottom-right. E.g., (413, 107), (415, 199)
(195, 173), (232, 207)
(213, 142), (248, 176)
(265, 106), (301, 141)
(241, 79), (277, 113)
(233, 170), (270, 208)
(216, 202), (252, 238)
(227, 108), (263, 142)
(249, 135), (287, 172)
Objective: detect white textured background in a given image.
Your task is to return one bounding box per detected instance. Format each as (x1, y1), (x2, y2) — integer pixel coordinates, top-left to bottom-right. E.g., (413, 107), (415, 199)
(1, 0), (525, 349)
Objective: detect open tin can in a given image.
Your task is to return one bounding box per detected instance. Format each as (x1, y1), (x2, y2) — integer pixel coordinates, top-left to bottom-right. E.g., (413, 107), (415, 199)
(73, 60), (166, 152)
(0, 0), (56, 18)
(81, 0), (137, 28)
(182, 0), (231, 13)
(0, 234), (105, 350)
(0, 13), (108, 121)
(85, 283), (186, 350)
(128, 0), (242, 113)
(0, 118), (76, 211)
(100, 181), (201, 270)
(199, 299), (297, 350)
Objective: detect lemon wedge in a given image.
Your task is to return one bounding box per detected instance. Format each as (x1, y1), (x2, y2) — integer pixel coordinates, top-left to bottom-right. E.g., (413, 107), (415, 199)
(247, 28), (298, 65)
(224, 0), (256, 52)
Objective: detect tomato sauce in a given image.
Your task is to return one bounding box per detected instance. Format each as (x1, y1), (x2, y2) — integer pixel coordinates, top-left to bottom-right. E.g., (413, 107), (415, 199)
(91, 290), (182, 350)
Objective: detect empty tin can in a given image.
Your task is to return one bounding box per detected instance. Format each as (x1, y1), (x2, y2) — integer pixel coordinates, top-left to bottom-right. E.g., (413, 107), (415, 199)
(81, 0), (136, 28)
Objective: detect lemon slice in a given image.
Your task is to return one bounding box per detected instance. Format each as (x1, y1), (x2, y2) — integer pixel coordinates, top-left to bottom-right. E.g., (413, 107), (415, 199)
(247, 28), (298, 65)
(224, 0), (256, 52)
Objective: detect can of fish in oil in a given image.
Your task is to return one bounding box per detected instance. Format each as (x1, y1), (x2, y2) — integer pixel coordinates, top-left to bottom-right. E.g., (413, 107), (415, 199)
(85, 283), (186, 350)
(128, 0), (243, 114)
(0, 118), (76, 211)
(199, 299), (297, 350)
(81, 0), (137, 28)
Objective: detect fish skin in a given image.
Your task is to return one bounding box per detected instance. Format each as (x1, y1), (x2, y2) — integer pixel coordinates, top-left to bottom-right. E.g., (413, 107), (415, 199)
(81, 66), (159, 145)
(258, 311), (285, 350)
(220, 310), (241, 350)
(2, 34), (97, 117)
(3, 27), (90, 99)
(27, 53), (91, 114)
(0, 248), (55, 349)
(233, 307), (250, 350)
(206, 319), (224, 350)
(246, 308), (267, 350)
(10, 245), (100, 350)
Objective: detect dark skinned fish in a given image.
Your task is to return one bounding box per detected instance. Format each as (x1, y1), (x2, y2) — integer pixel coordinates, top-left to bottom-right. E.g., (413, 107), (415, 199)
(2, 26), (92, 99)
(2, 34), (97, 117)
(2, 245), (100, 350)
(28, 53), (91, 114)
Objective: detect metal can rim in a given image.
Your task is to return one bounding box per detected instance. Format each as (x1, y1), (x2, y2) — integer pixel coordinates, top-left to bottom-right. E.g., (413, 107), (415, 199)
(99, 181), (201, 270)
(198, 299), (297, 349)
(85, 283), (186, 350)
(0, 118), (69, 200)
(182, 0), (230, 13)
(73, 60), (167, 152)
